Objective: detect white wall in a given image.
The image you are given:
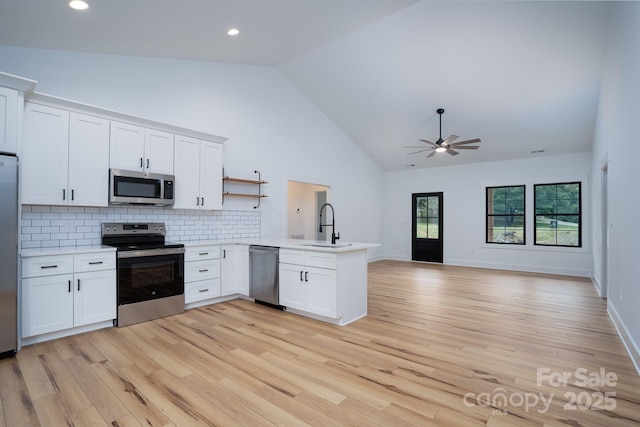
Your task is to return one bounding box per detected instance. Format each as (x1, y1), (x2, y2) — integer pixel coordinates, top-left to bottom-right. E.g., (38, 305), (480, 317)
(383, 152), (593, 276)
(0, 46), (385, 259)
(591, 2), (640, 372)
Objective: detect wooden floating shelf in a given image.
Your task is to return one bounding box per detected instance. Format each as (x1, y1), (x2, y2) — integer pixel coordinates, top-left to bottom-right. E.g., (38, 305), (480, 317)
(223, 177), (268, 185)
(223, 192), (268, 198)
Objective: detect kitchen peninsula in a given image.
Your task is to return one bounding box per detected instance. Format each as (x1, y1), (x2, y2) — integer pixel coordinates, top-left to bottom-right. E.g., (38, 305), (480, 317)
(187, 239), (380, 326)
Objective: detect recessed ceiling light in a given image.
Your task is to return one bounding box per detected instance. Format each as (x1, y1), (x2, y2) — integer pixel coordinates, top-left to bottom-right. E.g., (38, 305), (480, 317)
(227, 28), (240, 36)
(67, 0), (89, 10)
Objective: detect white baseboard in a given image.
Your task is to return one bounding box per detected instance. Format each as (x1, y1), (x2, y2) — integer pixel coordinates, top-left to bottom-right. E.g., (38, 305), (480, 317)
(607, 303), (640, 376)
(591, 275), (602, 296)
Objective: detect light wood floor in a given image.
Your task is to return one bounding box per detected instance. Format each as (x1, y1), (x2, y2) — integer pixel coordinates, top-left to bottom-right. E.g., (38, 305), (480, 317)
(2, 260), (639, 426)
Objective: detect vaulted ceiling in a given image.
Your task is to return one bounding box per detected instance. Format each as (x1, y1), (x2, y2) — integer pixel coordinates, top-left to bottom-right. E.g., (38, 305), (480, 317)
(0, 0), (613, 171)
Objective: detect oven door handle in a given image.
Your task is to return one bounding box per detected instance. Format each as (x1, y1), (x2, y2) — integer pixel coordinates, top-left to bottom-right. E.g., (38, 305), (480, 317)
(117, 247), (185, 258)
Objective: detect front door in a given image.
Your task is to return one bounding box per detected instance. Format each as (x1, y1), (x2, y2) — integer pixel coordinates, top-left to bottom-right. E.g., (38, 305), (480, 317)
(412, 192), (443, 263)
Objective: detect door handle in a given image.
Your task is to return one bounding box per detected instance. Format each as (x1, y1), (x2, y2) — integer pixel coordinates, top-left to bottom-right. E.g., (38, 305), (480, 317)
(146, 159), (150, 169)
(63, 188), (66, 200)
(140, 157), (144, 168)
(71, 189), (74, 201)
(197, 197), (200, 206)
(223, 249), (226, 259)
(300, 271), (304, 281)
(77, 279), (81, 291)
(68, 280), (71, 293)
(201, 197), (204, 206)
(305, 271), (309, 282)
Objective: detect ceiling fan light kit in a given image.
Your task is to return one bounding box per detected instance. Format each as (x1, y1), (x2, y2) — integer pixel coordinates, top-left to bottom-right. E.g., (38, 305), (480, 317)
(404, 108), (481, 158)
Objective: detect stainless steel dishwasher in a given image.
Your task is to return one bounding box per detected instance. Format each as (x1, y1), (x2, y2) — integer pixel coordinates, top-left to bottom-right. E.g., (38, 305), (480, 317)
(249, 245), (282, 309)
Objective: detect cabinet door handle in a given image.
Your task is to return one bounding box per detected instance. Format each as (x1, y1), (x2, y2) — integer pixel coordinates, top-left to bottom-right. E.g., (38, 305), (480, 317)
(88, 261), (103, 265)
(300, 271), (304, 281)
(199, 269), (209, 273)
(196, 197), (200, 206)
(146, 159), (150, 169)
(199, 252), (209, 256)
(222, 249), (226, 259)
(62, 188), (66, 200)
(71, 189), (74, 201)
(41, 265), (58, 269)
(201, 197), (204, 206)
(199, 289), (209, 293)
(305, 271), (309, 282)
(68, 280), (71, 293)
(77, 279), (81, 291)
(140, 157), (144, 168)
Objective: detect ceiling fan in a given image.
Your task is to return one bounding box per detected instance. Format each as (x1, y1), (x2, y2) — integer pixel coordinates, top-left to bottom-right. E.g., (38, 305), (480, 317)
(404, 108), (481, 157)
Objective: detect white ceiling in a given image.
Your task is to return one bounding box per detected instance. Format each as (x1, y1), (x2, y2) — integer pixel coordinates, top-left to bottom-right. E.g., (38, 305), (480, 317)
(0, 0), (614, 171)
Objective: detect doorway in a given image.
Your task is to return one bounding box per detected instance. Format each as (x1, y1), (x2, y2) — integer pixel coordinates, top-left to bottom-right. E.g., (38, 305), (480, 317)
(412, 192), (443, 263)
(287, 181), (329, 240)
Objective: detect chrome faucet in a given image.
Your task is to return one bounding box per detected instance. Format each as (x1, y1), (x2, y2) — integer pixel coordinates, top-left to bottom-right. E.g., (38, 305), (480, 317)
(318, 203), (340, 244)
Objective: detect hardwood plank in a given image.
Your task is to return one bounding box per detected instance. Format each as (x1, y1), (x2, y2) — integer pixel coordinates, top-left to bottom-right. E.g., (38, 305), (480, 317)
(15, 346), (55, 400)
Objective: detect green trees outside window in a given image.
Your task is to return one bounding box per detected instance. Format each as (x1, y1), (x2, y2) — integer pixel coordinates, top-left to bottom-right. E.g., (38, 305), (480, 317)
(534, 182), (581, 247)
(486, 185), (525, 244)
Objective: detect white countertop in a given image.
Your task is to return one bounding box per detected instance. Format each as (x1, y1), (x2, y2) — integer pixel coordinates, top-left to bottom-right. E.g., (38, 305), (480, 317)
(20, 240), (380, 257)
(21, 245), (117, 258)
(183, 239), (380, 253)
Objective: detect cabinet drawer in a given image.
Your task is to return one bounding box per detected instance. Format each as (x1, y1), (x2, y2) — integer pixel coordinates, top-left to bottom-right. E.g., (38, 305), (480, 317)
(185, 246), (221, 261)
(185, 259), (220, 282)
(74, 252), (116, 272)
(185, 278), (221, 303)
(279, 249), (306, 266)
(305, 252), (337, 269)
(22, 255), (73, 278)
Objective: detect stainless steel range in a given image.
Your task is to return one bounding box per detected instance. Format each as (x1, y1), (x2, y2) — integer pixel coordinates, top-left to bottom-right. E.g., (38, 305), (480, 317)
(102, 222), (184, 327)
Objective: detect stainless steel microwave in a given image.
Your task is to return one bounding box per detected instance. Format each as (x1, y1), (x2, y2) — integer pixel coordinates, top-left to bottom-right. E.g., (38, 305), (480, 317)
(109, 169), (175, 206)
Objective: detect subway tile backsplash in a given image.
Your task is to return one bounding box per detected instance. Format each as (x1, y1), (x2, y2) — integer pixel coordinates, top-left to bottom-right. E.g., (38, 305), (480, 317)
(20, 205), (260, 249)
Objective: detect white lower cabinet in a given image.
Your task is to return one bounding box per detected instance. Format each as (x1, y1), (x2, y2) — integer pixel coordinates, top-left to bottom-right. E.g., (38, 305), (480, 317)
(279, 249), (337, 318)
(221, 244), (249, 296)
(22, 252), (116, 338)
(184, 246), (221, 303)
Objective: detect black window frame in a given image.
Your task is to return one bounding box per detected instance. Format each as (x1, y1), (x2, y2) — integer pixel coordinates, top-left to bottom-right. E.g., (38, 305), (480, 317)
(486, 185), (526, 245)
(534, 181), (582, 248)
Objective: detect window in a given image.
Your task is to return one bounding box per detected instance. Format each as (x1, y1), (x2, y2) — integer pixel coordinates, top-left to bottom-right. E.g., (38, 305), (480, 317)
(415, 194), (440, 239)
(486, 185), (525, 244)
(534, 182), (581, 247)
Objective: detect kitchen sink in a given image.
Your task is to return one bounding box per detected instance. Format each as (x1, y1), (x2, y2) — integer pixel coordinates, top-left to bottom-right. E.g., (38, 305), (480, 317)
(302, 243), (352, 248)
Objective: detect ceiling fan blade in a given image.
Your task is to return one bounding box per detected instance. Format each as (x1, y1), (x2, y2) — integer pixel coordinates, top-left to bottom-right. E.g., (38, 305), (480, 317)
(450, 138), (481, 146)
(403, 145), (431, 148)
(453, 146), (479, 150)
(418, 139), (437, 146)
(446, 148), (460, 156)
(443, 134), (459, 145)
(406, 148), (432, 155)
(426, 150), (437, 158)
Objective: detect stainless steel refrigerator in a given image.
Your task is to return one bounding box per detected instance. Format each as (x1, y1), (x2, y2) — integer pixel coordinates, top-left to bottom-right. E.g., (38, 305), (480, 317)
(0, 154), (18, 357)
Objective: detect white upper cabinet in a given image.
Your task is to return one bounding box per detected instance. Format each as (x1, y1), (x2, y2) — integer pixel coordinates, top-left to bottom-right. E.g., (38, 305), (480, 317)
(144, 128), (174, 175)
(22, 103), (69, 205)
(68, 112), (110, 206)
(0, 86), (19, 154)
(174, 134), (222, 210)
(22, 103), (109, 206)
(109, 121), (174, 175)
(0, 72), (35, 155)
